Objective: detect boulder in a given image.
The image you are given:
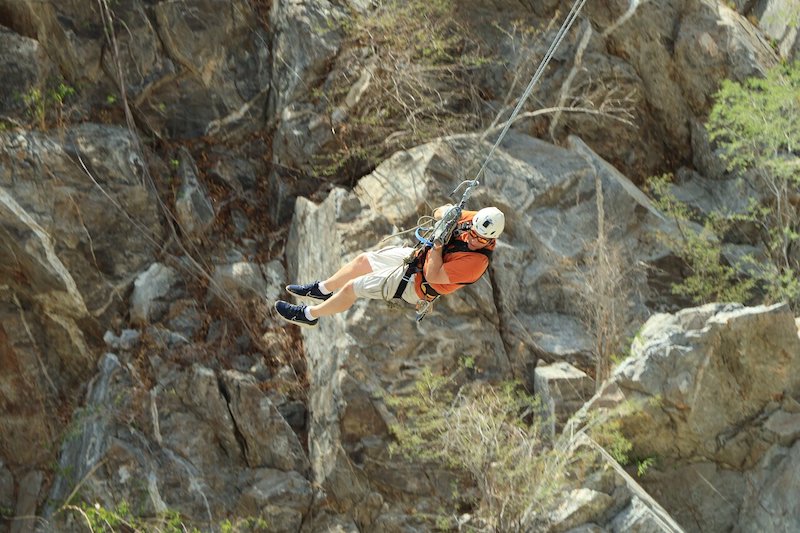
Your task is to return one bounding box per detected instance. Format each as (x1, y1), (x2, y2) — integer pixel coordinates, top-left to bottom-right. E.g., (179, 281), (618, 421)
(220, 370), (310, 474)
(208, 262), (269, 302)
(175, 148), (215, 241)
(535, 361), (595, 436)
(0, 27), (57, 120)
(583, 303), (800, 532)
(607, 303), (800, 465)
(131, 263), (179, 325)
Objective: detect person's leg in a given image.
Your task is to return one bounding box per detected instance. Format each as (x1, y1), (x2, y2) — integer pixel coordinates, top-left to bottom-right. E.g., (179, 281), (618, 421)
(307, 279), (357, 318)
(310, 250), (412, 318)
(286, 247), (413, 321)
(320, 253), (373, 292)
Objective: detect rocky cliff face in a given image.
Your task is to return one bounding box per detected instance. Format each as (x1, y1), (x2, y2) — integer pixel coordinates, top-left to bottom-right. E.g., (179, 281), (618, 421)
(580, 303), (800, 531)
(0, 0), (798, 531)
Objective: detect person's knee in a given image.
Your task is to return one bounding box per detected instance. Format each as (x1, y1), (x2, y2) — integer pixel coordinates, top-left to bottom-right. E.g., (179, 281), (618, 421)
(341, 279), (357, 294)
(354, 253), (372, 272)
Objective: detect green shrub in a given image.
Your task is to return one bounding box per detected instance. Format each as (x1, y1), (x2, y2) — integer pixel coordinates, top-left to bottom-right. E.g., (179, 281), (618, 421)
(648, 62), (800, 308)
(387, 369), (578, 531)
(648, 174), (756, 305)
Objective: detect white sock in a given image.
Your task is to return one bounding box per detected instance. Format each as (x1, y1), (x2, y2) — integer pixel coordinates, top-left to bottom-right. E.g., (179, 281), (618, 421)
(317, 281), (331, 295)
(304, 306), (315, 320)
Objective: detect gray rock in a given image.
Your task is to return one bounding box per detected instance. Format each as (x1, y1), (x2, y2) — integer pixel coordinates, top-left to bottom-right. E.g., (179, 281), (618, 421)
(583, 0), (777, 177)
(637, 461), (743, 533)
(304, 511), (360, 532)
(146, 327), (189, 349)
(166, 302), (203, 340)
(608, 496), (666, 533)
(753, 0), (800, 60)
(103, 329), (142, 351)
(277, 401), (307, 434)
(524, 312), (595, 366)
(268, 0), (345, 116)
(44, 354), (121, 516)
(230, 208), (250, 236)
(11, 470), (42, 533)
(0, 126), (163, 468)
(535, 361), (595, 437)
(260, 260), (287, 303)
(584, 303), (800, 532)
(763, 410), (800, 446)
(237, 469), (313, 524)
(130, 263), (179, 325)
(148, 0), (270, 138)
(209, 261), (268, 301)
(550, 488), (614, 533)
(209, 155), (257, 194)
(175, 148), (215, 240)
(0, 27), (57, 119)
(737, 440), (800, 532)
(614, 303), (800, 464)
(221, 371), (310, 474)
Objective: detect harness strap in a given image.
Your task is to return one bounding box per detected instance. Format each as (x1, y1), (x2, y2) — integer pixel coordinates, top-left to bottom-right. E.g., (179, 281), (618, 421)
(392, 261), (420, 300)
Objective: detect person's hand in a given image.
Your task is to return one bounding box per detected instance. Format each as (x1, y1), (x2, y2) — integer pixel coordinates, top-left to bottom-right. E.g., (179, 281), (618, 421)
(434, 204), (454, 220)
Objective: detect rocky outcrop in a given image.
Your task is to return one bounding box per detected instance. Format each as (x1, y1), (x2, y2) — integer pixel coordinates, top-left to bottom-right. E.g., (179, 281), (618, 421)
(0, 124), (163, 469)
(43, 351), (312, 531)
(748, 0), (800, 59)
(0, 27), (57, 120)
(575, 0), (778, 178)
(535, 361), (595, 436)
(582, 303), (800, 532)
(0, 0), (270, 139)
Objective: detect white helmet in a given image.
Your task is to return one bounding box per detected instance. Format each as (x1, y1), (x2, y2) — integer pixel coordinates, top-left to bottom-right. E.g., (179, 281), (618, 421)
(472, 207), (505, 239)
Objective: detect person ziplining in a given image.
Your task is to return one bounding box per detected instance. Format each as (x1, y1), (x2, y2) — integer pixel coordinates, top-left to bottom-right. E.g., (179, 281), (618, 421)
(275, 205), (505, 327)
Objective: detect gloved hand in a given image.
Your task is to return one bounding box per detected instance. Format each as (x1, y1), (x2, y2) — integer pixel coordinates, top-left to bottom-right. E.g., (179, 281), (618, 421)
(434, 203), (454, 220)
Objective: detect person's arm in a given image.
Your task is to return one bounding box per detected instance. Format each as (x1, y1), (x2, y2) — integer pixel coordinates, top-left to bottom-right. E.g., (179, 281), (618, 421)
(423, 242), (451, 284)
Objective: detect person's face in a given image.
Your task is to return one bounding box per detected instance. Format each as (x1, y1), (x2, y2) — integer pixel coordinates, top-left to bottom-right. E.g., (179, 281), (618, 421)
(466, 229), (494, 250)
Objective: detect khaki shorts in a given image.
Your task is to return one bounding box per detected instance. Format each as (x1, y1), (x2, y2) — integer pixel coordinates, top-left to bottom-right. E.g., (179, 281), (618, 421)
(352, 246), (420, 304)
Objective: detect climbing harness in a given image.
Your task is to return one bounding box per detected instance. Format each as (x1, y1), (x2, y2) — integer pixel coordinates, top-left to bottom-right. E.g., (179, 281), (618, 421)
(393, 224), (496, 322)
(389, 0), (589, 321)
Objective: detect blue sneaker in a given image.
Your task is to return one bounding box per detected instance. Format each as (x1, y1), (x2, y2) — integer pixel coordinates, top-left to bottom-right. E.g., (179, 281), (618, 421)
(286, 281), (332, 301)
(275, 300), (318, 328)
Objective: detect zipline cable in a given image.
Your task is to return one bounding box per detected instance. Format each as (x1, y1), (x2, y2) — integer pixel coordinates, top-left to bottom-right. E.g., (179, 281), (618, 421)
(451, 0), (590, 210)
(419, 0), (590, 253)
